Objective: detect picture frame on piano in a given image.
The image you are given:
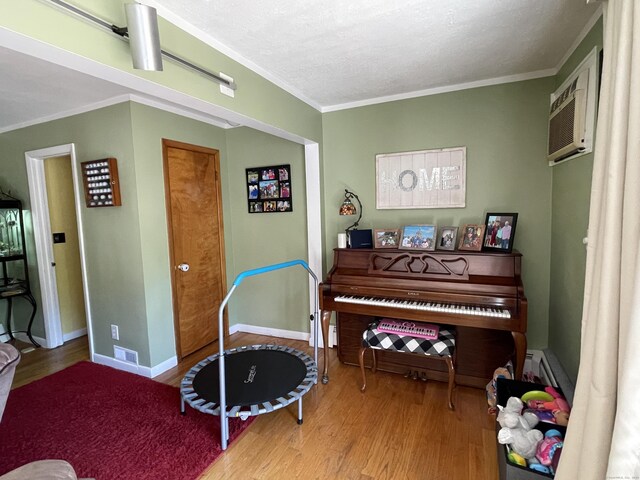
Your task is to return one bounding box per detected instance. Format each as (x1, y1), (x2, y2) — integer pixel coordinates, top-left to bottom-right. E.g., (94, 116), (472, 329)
(458, 224), (486, 251)
(400, 224), (437, 250)
(373, 228), (401, 248)
(482, 212), (518, 253)
(436, 226), (458, 251)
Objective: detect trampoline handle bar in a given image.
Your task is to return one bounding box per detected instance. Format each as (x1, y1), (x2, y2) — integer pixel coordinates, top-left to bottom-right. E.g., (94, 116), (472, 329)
(232, 259), (317, 286)
(218, 259), (320, 450)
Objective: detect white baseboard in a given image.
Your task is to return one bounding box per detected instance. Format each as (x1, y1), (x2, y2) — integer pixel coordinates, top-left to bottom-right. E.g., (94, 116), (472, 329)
(92, 353), (178, 378)
(229, 323), (336, 348)
(148, 355), (178, 378)
(13, 332), (48, 348)
(330, 324), (337, 348)
(229, 323), (310, 342)
(63, 328), (87, 342)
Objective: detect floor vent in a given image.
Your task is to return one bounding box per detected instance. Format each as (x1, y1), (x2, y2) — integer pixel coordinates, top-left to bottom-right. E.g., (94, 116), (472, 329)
(114, 346), (139, 365)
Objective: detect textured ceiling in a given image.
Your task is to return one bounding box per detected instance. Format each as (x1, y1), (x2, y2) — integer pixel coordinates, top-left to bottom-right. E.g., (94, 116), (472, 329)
(150, 0), (599, 109)
(0, 1), (600, 133)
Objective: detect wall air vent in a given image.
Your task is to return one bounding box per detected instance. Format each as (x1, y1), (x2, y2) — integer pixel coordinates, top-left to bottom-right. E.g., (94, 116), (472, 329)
(114, 345), (139, 365)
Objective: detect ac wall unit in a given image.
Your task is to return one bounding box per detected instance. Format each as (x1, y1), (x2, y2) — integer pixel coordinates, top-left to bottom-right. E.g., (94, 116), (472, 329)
(547, 70), (589, 162)
(547, 47), (598, 165)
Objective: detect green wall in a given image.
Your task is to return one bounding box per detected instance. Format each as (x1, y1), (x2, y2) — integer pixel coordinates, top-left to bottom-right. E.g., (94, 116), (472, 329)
(548, 18), (603, 382)
(0, 0), (321, 143)
(128, 103), (229, 366)
(322, 78), (555, 349)
(224, 128), (310, 332)
(0, 103), (152, 363)
(0, 102), (311, 368)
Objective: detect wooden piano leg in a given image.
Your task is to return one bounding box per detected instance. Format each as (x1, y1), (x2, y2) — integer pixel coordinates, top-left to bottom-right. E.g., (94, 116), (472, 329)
(321, 310), (332, 384)
(512, 332), (527, 381)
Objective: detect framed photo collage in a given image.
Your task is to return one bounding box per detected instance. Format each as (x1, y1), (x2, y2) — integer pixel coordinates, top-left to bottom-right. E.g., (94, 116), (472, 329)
(246, 164), (292, 214)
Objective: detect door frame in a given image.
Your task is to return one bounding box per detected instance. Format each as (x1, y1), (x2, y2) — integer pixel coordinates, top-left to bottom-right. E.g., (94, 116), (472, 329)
(162, 139), (228, 358)
(24, 143), (94, 356)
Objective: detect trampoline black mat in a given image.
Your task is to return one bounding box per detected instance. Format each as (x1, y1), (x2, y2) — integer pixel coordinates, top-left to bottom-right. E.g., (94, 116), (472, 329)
(192, 349), (308, 407)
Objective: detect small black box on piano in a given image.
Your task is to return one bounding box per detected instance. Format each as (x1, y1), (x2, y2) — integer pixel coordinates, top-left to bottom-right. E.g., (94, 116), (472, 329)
(349, 229), (373, 248)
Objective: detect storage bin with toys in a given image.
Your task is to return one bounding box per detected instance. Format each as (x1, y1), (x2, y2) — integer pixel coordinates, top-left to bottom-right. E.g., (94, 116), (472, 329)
(495, 378), (571, 480)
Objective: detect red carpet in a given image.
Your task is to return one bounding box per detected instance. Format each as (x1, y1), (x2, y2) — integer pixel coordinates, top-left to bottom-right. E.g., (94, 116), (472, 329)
(0, 362), (253, 479)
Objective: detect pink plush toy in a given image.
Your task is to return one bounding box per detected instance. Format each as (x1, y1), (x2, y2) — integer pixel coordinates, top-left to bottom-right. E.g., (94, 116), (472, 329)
(536, 429), (563, 469)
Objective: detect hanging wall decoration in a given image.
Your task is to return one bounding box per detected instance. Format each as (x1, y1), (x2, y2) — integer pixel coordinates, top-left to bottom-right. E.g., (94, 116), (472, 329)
(375, 146), (466, 209)
(81, 158), (122, 208)
(246, 164), (292, 213)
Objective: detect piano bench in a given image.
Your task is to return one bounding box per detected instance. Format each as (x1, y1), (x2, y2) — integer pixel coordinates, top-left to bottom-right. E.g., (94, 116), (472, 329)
(358, 323), (457, 409)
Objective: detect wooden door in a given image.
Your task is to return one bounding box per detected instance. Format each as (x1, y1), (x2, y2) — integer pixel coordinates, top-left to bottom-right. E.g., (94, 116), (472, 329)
(163, 139), (227, 358)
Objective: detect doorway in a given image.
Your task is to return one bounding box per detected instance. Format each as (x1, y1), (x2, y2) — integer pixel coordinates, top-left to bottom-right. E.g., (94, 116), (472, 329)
(25, 144), (93, 355)
(43, 155), (87, 341)
(163, 139), (227, 359)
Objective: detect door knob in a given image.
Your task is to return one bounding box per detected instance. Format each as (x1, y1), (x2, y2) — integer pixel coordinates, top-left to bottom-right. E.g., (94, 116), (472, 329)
(177, 263), (190, 272)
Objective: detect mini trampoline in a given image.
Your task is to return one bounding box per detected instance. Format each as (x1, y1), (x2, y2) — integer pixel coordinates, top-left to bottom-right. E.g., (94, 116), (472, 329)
(180, 260), (320, 450)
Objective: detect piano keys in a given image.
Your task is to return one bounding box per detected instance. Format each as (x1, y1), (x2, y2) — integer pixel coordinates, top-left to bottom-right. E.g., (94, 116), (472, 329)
(319, 248), (528, 388)
(334, 295), (512, 318)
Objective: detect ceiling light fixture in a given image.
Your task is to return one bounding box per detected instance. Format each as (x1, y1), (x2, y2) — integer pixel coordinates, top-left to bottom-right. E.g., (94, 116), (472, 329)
(45, 0), (236, 90)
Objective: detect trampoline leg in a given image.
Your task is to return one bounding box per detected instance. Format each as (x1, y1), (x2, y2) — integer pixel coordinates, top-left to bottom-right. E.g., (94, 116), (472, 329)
(180, 397), (186, 416)
(297, 398), (303, 425)
(221, 415), (228, 451)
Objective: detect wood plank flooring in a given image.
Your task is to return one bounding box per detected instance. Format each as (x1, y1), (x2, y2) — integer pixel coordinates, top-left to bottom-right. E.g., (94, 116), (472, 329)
(12, 334), (499, 479)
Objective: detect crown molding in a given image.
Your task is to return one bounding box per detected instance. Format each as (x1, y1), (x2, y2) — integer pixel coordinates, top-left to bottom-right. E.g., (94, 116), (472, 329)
(554, 4), (604, 73)
(322, 68), (556, 113)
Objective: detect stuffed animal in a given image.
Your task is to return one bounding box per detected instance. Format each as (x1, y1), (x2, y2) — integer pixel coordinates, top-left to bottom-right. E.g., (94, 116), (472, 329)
(525, 386), (571, 426)
(497, 397), (544, 461)
(486, 365), (512, 414)
(536, 429), (564, 469)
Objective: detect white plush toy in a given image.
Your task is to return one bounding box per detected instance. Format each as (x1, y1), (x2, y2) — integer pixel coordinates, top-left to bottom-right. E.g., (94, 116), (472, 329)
(497, 396), (544, 461)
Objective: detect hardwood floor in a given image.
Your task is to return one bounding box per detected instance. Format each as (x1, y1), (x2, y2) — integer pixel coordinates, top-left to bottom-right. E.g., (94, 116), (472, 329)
(12, 334), (499, 479)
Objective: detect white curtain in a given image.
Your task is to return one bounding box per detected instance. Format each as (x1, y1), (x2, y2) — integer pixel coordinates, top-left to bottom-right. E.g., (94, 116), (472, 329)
(556, 1), (640, 478)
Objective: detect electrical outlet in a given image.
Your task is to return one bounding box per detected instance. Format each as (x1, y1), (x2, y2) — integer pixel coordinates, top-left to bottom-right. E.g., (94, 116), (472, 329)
(111, 324), (119, 340)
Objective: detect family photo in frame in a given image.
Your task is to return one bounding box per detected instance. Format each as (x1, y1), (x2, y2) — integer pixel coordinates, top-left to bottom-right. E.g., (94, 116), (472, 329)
(374, 229), (401, 248)
(400, 225), (436, 250)
(246, 164), (292, 214)
(458, 224), (486, 251)
(436, 226), (458, 251)
(482, 213), (518, 252)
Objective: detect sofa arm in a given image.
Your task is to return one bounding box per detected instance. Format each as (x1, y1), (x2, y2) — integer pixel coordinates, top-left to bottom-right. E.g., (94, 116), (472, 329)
(0, 460), (78, 480)
(0, 343), (20, 423)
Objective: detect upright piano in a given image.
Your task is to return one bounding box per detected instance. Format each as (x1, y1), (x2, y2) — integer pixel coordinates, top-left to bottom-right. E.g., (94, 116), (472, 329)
(319, 248), (527, 388)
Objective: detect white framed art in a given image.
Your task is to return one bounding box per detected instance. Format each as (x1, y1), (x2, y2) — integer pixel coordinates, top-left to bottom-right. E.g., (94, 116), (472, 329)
(375, 146), (466, 209)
